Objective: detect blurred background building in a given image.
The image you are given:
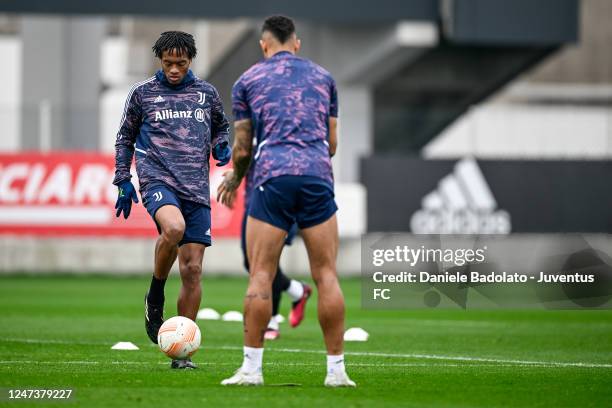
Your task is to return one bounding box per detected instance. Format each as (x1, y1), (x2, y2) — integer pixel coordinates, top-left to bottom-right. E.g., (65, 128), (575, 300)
(0, 0), (610, 274)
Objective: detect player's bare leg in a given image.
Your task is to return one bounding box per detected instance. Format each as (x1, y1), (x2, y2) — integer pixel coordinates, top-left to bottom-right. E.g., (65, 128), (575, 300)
(166, 242), (205, 369)
(154, 205), (185, 280)
(177, 243), (205, 321)
(301, 215), (343, 354)
(244, 216), (286, 347)
(301, 214), (355, 387)
(145, 205), (185, 344)
(222, 216), (285, 386)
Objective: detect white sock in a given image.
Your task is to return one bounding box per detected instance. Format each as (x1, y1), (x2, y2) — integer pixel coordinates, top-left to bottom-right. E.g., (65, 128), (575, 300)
(241, 346), (263, 373)
(267, 315), (279, 331)
(327, 354), (345, 375)
(287, 280), (304, 302)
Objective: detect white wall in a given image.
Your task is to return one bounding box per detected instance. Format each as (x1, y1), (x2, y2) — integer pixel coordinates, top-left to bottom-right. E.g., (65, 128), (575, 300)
(101, 37), (129, 87)
(0, 37), (21, 151)
(100, 87), (129, 153)
(424, 103), (612, 159)
(0, 236), (362, 276)
(100, 37), (131, 153)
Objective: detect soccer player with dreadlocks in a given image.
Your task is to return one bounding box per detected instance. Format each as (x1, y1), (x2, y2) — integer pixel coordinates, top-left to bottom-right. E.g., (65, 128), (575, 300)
(113, 31), (231, 369)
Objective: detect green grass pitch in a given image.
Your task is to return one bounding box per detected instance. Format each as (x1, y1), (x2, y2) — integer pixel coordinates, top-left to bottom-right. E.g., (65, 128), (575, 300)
(0, 274), (611, 407)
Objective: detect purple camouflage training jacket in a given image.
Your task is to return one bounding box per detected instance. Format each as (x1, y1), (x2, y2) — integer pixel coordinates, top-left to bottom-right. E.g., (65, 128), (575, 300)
(232, 51), (338, 199)
(113, 69), (230, 207)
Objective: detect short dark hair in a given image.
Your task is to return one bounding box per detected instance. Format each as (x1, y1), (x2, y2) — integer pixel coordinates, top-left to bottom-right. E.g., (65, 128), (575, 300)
(262, 15), (296, 44)
(152, 31), (197, 59)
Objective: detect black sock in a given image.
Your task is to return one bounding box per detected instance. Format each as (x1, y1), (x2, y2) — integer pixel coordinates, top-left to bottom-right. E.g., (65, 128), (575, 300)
(147, 275), (166, 305)
(276, 268), (291, 292)
(271, 269), (291, 315)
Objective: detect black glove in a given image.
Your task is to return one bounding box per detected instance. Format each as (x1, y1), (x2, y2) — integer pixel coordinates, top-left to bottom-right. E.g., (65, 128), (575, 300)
(115, 180), (139, 219)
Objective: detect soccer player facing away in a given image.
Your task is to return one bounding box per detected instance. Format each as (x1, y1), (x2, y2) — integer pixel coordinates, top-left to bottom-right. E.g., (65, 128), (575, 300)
(217, 16), (355, 387)
(113, 31), (231, 369)
(240, 172), (311, 341)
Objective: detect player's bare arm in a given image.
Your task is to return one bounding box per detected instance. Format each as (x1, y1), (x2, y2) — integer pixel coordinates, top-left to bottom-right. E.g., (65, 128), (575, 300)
(329, 117), (338, 157)
(217, 118), (253, 207)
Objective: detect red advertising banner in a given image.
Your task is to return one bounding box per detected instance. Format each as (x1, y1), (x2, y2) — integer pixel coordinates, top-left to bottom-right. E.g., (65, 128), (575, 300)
(0, 152), (244, 237)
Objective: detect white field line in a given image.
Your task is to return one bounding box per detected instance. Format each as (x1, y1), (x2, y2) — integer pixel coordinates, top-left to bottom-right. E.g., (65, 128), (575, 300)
(214, 346), (612, 369)
(0, 337), (109, 345)
(0, 361), (585, 369)
(1, 337), (611, 369)
(0, 359), (608, 370)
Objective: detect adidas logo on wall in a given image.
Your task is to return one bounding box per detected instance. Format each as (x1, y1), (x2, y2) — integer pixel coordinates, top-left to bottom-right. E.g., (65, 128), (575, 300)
(410, 158), (511, 234)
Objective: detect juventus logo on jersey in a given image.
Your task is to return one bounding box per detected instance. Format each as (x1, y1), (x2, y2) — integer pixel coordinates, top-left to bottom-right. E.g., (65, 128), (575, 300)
(153, 191), (163, 202)
(197, 92), (206, 105)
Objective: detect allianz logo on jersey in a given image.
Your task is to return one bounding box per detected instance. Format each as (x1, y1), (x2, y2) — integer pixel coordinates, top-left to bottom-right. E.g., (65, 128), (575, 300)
(410, 158), (511, 234)
(154, 108), (206, 123)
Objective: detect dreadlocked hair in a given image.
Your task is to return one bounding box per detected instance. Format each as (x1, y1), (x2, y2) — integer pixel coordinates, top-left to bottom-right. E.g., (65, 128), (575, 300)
(152, 31), (197, 59)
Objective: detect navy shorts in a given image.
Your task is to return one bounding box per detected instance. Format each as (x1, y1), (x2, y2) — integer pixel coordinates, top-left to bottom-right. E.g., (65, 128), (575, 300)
(142, 184), (212, 247)
(248, 175), (337, 232)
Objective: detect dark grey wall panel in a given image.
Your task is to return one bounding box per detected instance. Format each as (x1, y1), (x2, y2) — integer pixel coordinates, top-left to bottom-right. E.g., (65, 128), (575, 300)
(0, 0), (438, 22)
(362, 157), (612, 233)
(444, 0), (579, 45)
